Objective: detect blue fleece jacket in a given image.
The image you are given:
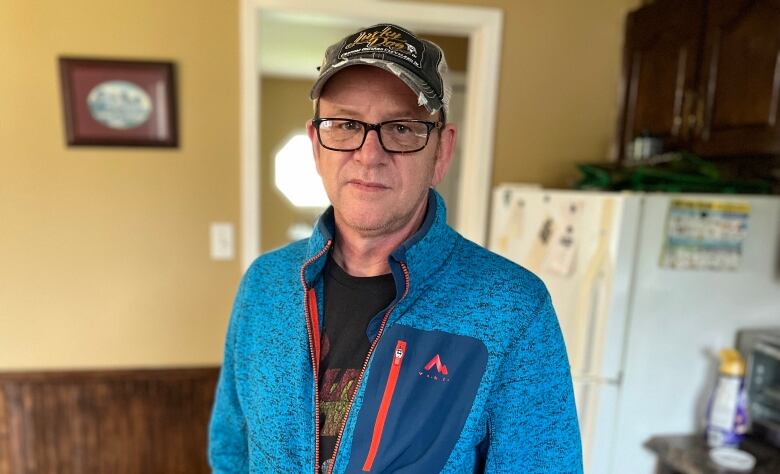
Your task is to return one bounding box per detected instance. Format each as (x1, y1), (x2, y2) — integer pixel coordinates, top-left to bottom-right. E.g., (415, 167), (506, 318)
(209, 190), (582, 473)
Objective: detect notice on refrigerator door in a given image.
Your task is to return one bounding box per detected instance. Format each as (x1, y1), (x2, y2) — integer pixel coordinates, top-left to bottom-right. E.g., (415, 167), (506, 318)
(660, 199), (750, 271)
(543, 200), (584, 277)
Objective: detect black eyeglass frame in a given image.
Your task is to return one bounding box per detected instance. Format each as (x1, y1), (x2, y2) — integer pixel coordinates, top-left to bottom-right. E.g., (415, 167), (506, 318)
(311, 117), (443, 154)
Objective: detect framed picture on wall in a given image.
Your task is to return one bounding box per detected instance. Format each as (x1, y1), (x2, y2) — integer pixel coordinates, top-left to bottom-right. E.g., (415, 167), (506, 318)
(58, 57), (178, 147)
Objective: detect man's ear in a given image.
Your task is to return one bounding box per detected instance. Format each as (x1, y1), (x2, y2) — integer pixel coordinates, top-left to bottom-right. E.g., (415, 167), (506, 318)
(306, 120), (323, 176)
(431, 123), (457, 187)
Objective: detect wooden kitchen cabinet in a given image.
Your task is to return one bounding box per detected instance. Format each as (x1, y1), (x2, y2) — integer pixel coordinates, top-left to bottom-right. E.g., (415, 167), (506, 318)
(696, 0), (780, 156)
(617, 0), (705, 158)
(616, 0), (780, 161)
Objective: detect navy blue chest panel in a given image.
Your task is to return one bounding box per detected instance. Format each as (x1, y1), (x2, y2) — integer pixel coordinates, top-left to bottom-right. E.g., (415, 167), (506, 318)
(345, 324), (488, 473)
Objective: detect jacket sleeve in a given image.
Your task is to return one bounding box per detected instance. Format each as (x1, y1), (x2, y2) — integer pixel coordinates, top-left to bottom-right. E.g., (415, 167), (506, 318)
(483, 291), (583, 473)
(208, 274), (250, 474)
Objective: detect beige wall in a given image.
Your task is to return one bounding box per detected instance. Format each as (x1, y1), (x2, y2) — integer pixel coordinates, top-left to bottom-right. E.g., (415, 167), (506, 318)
(413, 0), (640, 187)
(260, 77), (317, 252)
(1, 0), (639, 368)
(0, 0), (240, 369)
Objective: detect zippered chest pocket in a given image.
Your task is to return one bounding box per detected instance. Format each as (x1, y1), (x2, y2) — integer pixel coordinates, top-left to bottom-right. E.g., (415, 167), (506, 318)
(345, 325), (488, 473)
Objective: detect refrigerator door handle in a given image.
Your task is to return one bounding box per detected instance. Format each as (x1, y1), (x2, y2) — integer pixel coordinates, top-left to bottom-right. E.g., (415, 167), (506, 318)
(572, 372), (622, 386)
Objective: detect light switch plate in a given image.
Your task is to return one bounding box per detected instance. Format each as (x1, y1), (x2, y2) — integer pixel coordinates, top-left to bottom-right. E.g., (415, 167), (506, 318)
(210, 222), (235, 261)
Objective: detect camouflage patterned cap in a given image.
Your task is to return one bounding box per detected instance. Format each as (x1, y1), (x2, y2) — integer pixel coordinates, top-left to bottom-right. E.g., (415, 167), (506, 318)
(310, 23), (451, 116)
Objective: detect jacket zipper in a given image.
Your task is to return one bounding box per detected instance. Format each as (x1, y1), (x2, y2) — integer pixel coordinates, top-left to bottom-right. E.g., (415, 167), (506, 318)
(362, 339), (407, 472)
(325, 261), (410, 474)
(300, 240), (333, 474)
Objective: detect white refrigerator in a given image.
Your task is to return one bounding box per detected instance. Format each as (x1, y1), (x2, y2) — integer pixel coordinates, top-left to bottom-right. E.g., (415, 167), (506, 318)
(487, 185), (780, 474)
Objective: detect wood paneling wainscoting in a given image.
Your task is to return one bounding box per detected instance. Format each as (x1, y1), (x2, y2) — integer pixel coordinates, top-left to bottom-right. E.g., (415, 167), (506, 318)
(0, 367), (219, 474)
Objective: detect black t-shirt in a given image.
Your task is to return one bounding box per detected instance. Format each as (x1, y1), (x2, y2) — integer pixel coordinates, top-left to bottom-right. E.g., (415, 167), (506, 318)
(318, 256), (395, 473)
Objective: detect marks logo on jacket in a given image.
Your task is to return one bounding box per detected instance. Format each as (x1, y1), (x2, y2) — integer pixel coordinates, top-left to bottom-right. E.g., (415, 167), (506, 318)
(419, 354), (450, 382)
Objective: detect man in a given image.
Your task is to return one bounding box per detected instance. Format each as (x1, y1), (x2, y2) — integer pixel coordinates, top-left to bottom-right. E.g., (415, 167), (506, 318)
(209, 23), (582, 473)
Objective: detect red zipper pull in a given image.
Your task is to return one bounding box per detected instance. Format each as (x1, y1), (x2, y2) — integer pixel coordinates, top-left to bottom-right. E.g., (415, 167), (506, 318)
(393, 341), (406, 366)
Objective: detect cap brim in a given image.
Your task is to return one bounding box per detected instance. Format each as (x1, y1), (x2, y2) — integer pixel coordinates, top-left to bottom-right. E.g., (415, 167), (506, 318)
(310, 58), (443, 114)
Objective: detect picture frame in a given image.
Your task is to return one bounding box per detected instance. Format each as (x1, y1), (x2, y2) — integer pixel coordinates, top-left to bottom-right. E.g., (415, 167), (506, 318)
(58, 57), (178, 147)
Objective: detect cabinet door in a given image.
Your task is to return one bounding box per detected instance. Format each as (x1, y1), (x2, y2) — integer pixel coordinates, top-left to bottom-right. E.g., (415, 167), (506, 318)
(696, 0), (780, 156)
(617, 0), (705, 161)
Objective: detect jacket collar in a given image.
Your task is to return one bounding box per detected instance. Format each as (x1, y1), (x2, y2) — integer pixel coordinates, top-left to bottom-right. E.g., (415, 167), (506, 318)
(303, 188), (458, 294)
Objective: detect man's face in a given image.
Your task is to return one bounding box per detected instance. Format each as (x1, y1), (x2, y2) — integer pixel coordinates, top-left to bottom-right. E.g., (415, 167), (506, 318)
(307, 66), (455, 238)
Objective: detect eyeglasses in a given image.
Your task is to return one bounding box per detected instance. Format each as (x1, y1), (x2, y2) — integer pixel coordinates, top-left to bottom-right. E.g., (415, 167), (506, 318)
(312, 118), (442, 154)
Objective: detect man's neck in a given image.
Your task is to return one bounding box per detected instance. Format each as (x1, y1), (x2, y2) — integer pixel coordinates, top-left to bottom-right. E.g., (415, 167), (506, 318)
(331, 200), (428, 277)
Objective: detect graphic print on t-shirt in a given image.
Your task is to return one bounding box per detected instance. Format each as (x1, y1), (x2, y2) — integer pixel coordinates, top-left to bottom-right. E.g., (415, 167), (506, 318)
(319, 334), (360, 436)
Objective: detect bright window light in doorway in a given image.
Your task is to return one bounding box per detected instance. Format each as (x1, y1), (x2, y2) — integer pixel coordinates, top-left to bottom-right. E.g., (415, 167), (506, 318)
(275, 133), (330, 208)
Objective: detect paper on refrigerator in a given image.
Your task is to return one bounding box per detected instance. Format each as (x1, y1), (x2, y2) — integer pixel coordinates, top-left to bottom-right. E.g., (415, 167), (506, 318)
(660, 199), (751, 271)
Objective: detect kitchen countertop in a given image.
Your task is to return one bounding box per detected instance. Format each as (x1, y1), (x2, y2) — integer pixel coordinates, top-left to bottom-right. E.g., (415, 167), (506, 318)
(645, 434), (780, 474)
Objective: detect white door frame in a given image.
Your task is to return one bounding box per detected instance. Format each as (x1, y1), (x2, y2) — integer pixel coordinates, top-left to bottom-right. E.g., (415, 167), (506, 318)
(240, 0), (503, 269)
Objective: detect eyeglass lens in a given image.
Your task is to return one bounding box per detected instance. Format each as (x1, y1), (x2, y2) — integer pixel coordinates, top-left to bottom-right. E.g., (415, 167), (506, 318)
(317, 119), (432, 153)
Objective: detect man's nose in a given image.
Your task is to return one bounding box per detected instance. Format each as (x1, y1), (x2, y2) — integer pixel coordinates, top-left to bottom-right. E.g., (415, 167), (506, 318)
(354, 128), (388, 165)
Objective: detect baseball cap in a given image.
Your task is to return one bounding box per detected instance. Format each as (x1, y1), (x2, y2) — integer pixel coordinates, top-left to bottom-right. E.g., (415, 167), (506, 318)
(310, 23), (451, 117)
